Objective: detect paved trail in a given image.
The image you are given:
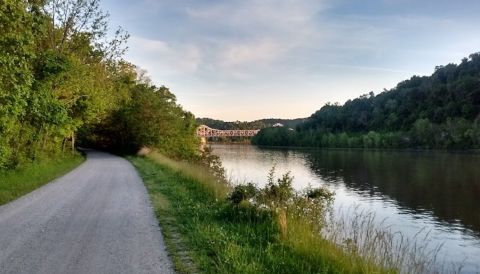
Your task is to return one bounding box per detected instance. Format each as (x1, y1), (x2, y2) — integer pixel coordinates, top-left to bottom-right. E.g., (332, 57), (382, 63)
(0, 151), (174, 274)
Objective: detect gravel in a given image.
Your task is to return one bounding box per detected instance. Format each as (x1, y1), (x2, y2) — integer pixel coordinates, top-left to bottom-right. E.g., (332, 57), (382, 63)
(0, 150), (174, 274)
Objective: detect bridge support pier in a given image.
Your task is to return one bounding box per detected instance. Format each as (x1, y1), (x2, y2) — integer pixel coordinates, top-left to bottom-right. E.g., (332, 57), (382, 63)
(200, 137), (207, 151)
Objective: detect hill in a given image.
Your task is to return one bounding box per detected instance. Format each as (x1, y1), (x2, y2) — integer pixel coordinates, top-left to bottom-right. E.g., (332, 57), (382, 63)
(196, 118), (306, 130)
(252, 52), (480, 149)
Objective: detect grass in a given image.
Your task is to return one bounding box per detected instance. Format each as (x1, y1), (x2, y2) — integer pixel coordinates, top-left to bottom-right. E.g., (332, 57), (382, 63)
(0, 153), (85, 206)
(129, 151), (399, 274)
(323, 206), (446, 274)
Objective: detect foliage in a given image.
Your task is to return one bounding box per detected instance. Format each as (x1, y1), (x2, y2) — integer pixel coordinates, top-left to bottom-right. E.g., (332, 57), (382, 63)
(0, 0), (42, 168)
(253, 53), (480, 149)
(199, 146), (227, 181)
(83, 81), (200, 160)
(0, 0), (200, 170)
(252, 127), (299, 146)
(228, 167), (334, 234)
(227, 182), (258, 205)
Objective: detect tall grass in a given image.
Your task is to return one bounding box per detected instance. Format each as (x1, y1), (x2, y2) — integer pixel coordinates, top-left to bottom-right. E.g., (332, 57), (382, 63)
(133, 151), (460, 274)
(146, 151), (231, 200)
(0, 153), (85, 206)
(322, 206), (462, 274)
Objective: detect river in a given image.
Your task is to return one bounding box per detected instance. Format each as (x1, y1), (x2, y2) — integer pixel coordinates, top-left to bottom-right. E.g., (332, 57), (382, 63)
(210, 144), (480, 273)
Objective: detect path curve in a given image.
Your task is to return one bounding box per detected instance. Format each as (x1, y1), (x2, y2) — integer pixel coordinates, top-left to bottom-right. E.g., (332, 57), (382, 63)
(0, 150), (174, 274)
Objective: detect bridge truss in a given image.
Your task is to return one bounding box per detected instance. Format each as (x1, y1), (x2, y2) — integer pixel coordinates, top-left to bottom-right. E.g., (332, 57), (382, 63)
(196, 125), (260, 137)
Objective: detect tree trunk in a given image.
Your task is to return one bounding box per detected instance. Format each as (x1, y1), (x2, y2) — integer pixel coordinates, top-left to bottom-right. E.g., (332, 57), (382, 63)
(62, 138), (67, 152)
(33, 125), (43, 162)
(71, 131), (75, 152)
(42, 130), (48, 151)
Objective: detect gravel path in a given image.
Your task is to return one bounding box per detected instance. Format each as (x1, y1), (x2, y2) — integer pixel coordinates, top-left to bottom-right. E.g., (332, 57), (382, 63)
(0, 151), (174, 274)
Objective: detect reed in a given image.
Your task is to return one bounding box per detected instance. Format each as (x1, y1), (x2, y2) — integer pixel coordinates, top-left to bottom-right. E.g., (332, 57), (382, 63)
(321, 206), (459, 274)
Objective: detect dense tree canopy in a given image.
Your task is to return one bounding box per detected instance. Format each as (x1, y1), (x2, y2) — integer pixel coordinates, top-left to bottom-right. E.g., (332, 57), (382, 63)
(0, 0), (200, 169)
(82, 81), (199, 160)
(253, 53), (480, 149)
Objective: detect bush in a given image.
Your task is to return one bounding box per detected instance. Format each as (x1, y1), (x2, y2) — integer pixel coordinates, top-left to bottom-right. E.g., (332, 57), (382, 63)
(228, 183), (258, 205)
(227, 167), (335, 234)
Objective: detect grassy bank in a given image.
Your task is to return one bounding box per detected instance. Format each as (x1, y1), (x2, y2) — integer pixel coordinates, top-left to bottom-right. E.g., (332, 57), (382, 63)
(0, 153), (85, 206)
(130, 152), (398, 274)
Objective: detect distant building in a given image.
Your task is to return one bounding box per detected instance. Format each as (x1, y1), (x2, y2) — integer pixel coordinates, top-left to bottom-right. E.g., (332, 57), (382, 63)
(273, 123), (284, 127)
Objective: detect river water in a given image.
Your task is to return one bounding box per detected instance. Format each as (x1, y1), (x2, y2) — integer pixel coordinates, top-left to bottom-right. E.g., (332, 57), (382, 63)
(210, 144), (480, 273)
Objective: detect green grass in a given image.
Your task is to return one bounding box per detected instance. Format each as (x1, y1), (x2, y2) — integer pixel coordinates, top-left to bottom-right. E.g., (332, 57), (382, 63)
(0, 153), (85, 206)
(129, 152), (394, 274)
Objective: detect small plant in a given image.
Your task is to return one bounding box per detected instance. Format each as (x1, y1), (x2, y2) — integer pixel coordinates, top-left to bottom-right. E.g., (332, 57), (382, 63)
(306, 186), (335, 201)
(260, 167), (295, 209)
(199, 146), (227, 181)
(227, 183), (258, 205)
(226, 166), (335, 239)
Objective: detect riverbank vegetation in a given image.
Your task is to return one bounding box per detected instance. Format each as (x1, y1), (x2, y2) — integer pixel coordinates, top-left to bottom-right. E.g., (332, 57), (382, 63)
(131, 150), (450, 274)
(253, 53), (480, 149)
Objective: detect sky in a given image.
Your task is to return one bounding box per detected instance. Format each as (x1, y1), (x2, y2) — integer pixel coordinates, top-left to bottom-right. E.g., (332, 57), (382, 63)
(100, 0), (480, 121)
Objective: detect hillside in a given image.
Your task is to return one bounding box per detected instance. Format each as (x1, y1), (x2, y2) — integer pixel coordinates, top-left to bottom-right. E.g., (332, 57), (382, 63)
(196, 117), (306, 130)
(253, 52), (480, 149)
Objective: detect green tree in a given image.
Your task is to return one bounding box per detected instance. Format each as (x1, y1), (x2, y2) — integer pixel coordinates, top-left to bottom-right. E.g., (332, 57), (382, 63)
(0, 0), (45, 167)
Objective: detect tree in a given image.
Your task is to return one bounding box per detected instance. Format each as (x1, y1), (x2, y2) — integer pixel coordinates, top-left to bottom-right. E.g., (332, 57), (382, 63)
(30, 0), (130, 151)
(0, 0), (44, 167)
(85, 81), (200, 160)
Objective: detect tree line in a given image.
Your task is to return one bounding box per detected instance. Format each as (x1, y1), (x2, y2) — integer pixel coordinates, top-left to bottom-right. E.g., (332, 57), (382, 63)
(0, 0), (199, 170)
(197, 117), (306, 130)
(252, 52), (480, 149)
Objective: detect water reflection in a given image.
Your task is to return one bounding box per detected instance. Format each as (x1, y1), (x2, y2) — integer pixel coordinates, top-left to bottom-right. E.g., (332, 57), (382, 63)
(211, 144), (480, 273)
(303, 149), (480, 235)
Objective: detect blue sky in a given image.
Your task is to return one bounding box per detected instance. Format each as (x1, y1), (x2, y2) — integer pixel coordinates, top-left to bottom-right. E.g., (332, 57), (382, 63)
(100, 0), (480, 121)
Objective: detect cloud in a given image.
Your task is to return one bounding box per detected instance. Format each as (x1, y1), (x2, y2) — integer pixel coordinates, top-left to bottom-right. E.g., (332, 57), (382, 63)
(127, 36), (202, 77)
(132, 37), (169, 52)
(313, 64), (426, 75)
(186, 0), (326, 31)
(182, 0), (395, 78)
(182, 91), (228, 98)
(182, 1), (332, 80)
(218, 38), (286, 67)
(124, 1), (428, 84)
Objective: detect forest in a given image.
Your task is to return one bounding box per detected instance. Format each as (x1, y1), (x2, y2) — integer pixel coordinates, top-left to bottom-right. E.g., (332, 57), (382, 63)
(0, 0), (200, 170)
(252, 52), (480, 149)
(196, 117), (306, 130)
